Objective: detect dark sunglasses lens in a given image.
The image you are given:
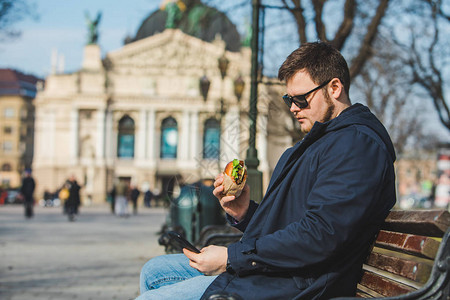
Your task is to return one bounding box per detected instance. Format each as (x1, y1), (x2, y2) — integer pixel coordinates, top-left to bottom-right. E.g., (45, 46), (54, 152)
(283, 95), (292, 107)
(294, 96), (307, 108)
(283, 95), (308, 108)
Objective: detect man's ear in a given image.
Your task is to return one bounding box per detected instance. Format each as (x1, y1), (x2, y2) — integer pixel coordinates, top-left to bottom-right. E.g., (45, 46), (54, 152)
(329, 78), (344, 99)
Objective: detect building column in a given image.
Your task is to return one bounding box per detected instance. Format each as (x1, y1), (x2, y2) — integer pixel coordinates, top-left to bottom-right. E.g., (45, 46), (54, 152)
(257, 113), (268, 171)
(110, 111), (118, 160)
(189, 110), (199, 161)
(96, 108), (105, 160)
(136, 110), (147, 160)
(104, 107), (113, 162)
(70, 108), (79, 164)
(257, 113), (269, 189)
(146, 109), (156, 161)
(179, 110), (190, 161)
(222, 106), (240, 164)
(43, 109), (56, 161)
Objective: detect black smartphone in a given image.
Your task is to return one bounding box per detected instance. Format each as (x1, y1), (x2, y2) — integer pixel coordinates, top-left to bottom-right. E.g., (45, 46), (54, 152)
(167, 231), (201, 253)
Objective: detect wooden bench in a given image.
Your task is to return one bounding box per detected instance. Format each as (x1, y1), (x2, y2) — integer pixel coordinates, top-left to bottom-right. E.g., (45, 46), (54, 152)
(202, 210), (449, 300)
(335, 209), (450, 299)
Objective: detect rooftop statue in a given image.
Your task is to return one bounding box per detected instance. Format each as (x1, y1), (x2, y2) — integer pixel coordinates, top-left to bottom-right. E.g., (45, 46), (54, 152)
(85, 11), (102, 44)
(161, 0), (186, 29)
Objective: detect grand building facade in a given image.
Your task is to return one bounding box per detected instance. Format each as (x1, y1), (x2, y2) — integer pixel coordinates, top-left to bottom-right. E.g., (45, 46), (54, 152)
(33, 10), (290, 204)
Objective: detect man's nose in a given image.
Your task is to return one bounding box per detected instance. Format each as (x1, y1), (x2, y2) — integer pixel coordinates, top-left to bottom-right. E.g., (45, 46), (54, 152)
(290, 102), (300, 112)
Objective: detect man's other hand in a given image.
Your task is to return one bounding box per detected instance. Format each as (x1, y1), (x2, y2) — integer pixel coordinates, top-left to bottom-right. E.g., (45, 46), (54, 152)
(213, 173), (250, 222)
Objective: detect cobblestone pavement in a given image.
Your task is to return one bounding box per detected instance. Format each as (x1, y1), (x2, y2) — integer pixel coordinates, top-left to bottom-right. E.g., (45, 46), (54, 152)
(0, 204), (167, 300)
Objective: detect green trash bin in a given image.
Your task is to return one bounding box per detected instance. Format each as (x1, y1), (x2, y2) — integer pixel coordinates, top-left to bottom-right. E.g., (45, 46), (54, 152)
(171, 184), (198, 242)
(170, 182), (225, 243)
(198, 183), (225, 230)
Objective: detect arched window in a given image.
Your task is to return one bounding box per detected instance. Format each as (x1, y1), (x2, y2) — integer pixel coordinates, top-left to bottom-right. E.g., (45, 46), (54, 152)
(203, 118), (220, 159)
(117, 115), (135, 158)
(1, 163), (11, 172)
(160, 117), (178, 159)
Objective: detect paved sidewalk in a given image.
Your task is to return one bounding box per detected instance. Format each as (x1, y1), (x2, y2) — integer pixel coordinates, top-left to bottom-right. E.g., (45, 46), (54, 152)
(0, 204), (167, 300)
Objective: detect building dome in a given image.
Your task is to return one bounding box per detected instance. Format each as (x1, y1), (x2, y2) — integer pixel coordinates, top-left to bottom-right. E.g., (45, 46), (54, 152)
(130, 1), (242, 52)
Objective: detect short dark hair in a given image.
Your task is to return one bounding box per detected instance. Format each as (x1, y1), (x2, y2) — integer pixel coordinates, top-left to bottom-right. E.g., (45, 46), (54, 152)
(278, 41), (350, 96)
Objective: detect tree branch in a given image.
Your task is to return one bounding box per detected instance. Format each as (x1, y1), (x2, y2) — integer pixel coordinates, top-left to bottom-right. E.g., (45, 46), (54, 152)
(312, 0), (328, 42)
(331, 0), (356, 50)
(349, 0), (389, 78)
(283, 0), (307, 44)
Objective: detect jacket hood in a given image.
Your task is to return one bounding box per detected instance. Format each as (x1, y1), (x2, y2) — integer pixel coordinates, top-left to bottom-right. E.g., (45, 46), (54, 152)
(311, 103), (396, 162)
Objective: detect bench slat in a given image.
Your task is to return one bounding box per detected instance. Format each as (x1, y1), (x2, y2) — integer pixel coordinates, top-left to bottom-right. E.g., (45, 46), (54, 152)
(383, 210), (450, 237)
(362, 265), (423, 289)
(375, 230), (440, 259)
(355, 291), (370, 298)
(359, 271), (415, 297)
(366, 251), (433, 283)
(356, 283), (383, 298)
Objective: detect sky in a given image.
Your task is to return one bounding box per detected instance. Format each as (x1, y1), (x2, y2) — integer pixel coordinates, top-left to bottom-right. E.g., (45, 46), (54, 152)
(0, 0), (161, 78)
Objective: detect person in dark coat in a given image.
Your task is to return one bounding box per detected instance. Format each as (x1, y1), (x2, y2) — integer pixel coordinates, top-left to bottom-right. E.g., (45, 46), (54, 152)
(130, 185), (140, 215)
(20, 169), (36, 218)
(65, 176), (81, 221)
(137, 42), (397, 300)
(109, 186), (116, 214)
(144, 189), (154, 208)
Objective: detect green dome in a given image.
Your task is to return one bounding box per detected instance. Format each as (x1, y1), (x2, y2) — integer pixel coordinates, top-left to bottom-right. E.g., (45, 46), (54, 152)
(130, 1), (242, 52)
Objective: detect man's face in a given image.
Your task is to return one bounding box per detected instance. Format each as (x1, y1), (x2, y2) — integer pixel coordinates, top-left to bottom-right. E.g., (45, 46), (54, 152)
(286, 70), (335, 134)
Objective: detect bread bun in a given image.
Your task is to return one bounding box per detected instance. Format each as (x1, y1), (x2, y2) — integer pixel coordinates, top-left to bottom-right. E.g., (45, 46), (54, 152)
(222, 159), (247, 197)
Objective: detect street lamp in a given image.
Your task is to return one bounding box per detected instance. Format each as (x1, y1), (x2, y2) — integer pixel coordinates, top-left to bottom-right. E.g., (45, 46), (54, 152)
(246, 0), (263, 202)
(199, 75), (211, 102)
(218, 54), (229, 80)
(217, 53), (229, 171)
(233, 75), (245, 102)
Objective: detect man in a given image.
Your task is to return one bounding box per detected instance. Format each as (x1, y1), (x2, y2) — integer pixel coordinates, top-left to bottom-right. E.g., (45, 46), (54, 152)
(138, 42), (396, 299)
(65, 175), (81, 221)
(144, 188), (154, 208)
(20, 169), (36, 219)
(130, 184), (140, 215)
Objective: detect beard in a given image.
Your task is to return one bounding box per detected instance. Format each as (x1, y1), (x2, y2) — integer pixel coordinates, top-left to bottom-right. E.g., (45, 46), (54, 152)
(319, 91), (335, 124)
(297, 90), (336, 134)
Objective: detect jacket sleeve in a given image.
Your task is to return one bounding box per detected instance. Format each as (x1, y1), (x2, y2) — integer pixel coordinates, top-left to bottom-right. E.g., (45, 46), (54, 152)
(226, 200), (259, 232)
(227, 129), (396, 275)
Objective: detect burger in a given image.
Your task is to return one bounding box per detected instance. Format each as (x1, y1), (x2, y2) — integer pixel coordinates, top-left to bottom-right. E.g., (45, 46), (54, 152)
(222, 159), (247, 197)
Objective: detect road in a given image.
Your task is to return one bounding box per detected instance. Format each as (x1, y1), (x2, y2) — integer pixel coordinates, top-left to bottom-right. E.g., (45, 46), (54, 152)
(0, 204), (167, 300)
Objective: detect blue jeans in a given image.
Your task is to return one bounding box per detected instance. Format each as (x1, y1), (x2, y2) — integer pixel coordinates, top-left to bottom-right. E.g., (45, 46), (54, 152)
(137, 254), (218, 300)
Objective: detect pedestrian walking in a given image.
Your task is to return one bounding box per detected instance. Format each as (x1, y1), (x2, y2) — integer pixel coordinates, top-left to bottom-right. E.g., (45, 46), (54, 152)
(108, 187), (116, 214)
(20, 169), (36, 219)
(130, 184), (140, 215)
(144, 188), (154, 208)
(64, 175), (81, 221)
(114, 179), (129, 217)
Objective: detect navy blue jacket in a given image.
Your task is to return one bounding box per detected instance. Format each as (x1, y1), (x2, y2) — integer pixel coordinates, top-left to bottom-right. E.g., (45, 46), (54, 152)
(203, 104), (396, 299)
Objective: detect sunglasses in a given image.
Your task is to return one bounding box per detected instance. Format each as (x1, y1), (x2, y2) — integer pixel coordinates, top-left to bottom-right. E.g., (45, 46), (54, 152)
(283, 80), (331, 109)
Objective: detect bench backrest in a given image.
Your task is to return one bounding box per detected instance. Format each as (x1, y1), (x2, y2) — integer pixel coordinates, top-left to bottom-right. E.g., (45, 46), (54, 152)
(356, 210), (450, 298)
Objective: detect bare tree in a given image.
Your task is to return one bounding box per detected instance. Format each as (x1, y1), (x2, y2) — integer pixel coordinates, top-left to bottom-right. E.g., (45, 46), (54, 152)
(279, 0), (389, 79)
(0, 0), (38, 41)
(392, 0), (449, 131)
(353, 35), (442, 155)
(278, 0), (449, 132)
(197, 0), (449, 143)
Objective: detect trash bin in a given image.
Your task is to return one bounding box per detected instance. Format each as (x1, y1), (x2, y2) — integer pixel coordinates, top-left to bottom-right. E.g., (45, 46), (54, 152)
(169, 181), (225, 243)
(170, 184), (199, 242)
(198, 183), (225, 230)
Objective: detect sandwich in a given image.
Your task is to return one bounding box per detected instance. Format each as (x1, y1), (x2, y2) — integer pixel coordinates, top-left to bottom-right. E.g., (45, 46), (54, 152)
(222, 159), (247, 197)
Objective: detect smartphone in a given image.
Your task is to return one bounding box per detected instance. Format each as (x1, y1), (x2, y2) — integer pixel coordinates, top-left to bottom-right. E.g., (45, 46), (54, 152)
(167, 231), (201, 253)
